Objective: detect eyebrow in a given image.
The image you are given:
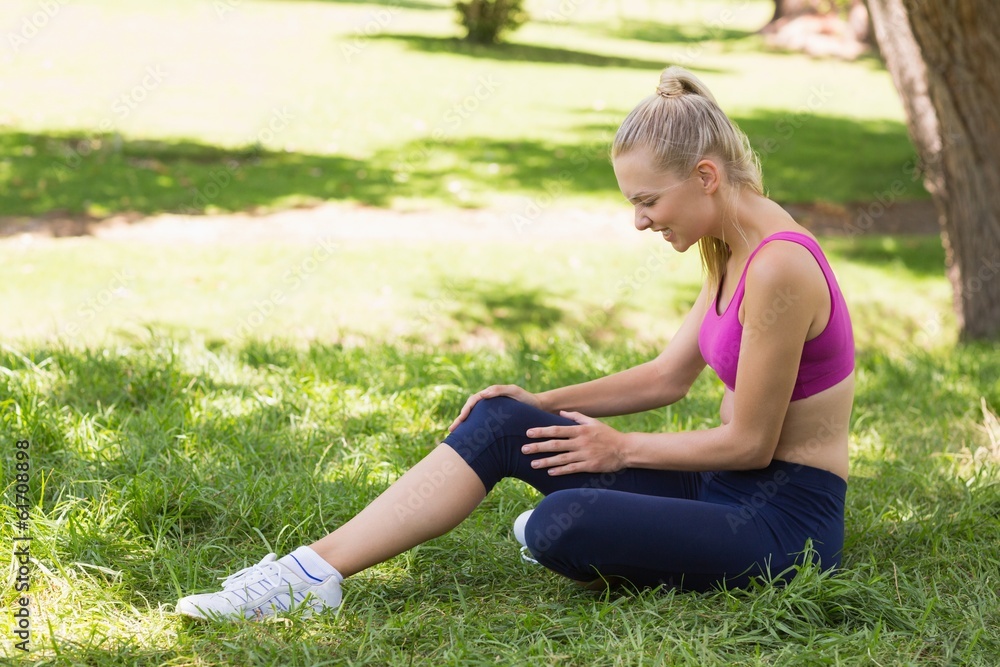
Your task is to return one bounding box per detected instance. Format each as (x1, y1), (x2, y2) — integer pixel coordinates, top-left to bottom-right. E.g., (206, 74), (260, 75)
(626, 191), (658, 203)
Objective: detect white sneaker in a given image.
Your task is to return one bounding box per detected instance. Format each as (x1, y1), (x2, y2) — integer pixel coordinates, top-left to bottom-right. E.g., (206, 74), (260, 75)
(513, 510), (538, 564)
(176, 553), (342, 621)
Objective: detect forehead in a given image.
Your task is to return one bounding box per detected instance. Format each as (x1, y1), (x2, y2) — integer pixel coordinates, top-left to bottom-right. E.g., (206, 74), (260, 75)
(614, 149), (656, 179)
(613, 149), (677, 198)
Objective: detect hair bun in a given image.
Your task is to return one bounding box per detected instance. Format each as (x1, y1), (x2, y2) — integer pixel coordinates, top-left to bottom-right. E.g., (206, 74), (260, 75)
(656, 78), (686, 99)
(654, 66), (717, 104)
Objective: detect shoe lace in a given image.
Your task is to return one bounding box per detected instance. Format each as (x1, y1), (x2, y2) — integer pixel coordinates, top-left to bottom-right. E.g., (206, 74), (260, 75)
(220, 553), (280, 589)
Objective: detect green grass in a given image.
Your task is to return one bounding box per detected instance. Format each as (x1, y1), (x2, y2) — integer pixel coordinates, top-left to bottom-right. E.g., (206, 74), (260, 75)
(1, 231), (998, 665)
(1, 335), (998, 664)
(0, 1), (986, 663)
(0, 233), (955, 351)
(0, 0), (925, 219)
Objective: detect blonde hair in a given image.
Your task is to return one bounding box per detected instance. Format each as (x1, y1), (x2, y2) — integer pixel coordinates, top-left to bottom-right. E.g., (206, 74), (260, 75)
(611, 66), (764, 291)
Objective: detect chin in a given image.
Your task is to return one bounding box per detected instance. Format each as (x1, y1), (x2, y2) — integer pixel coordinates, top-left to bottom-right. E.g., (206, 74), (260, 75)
(669, 238), (692, 252)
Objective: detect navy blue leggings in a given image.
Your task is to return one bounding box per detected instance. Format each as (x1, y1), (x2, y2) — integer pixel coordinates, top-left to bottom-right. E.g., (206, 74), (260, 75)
(442, 396), (846, 591)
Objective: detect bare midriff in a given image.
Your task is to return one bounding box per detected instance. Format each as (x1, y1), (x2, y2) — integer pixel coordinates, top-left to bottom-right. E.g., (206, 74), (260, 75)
(718, 374), (854, 482)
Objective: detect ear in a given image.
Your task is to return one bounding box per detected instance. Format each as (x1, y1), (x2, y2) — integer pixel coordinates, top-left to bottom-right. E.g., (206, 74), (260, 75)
(693, 159), (721, 195)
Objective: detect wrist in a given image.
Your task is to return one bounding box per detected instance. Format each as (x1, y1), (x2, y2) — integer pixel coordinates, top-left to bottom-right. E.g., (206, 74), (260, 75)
(536, 390), (557, 413)
(618, 431), (639, 469)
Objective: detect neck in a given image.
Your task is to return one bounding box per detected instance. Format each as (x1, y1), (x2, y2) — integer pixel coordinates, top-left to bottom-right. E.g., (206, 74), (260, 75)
(713, 189), (794, 267)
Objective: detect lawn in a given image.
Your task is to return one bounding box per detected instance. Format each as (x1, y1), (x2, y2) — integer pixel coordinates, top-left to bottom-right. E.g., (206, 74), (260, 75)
(0, 0), (924, 219)
(3, 0), (997, 664)
(1, 229), (998, 665)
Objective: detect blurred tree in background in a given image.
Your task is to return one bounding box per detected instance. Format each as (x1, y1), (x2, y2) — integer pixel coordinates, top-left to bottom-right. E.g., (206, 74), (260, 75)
(868, 0), (1000, 341)
(760, 0), (874, 58)
(455, 0), (528, 43)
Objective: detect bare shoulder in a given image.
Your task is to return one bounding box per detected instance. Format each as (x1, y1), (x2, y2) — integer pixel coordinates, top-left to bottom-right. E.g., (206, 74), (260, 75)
(746, 238), (825, 290)
(742, 239), (830, 326)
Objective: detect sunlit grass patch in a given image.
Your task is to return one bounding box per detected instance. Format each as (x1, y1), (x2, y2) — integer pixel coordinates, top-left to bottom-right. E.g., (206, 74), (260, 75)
(2, 316), (998, 663)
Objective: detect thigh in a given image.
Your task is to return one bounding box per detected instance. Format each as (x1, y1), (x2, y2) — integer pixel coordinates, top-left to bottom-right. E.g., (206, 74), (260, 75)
(525, 487), (779, 591)
(444, 396), (706, 499)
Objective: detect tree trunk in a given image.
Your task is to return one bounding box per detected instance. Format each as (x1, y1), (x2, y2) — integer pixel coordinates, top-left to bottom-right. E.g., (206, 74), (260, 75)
(867, 0), (1000, 341)
(762, 0), (823, 33)
(850, 0), (877, 50)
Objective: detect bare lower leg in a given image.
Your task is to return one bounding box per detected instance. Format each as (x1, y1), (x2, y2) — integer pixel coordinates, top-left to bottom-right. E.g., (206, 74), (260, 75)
(310, 444), (487, 577)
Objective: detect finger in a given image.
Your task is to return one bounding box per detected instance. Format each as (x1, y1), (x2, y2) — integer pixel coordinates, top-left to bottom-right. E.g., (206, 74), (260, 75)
(450, 384), (506, 431)
(525, 424), (576, 440)
(449, 393), (483, 432)
(529, 451), (572, 469)
(448, 403), (472, 431)
(558, 410), (591, 423)
(522, 438), (577, 456)
(537, 454), (591, 476)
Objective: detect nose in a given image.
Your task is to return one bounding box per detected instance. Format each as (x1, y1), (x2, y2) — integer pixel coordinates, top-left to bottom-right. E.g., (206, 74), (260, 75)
(634, 206), (652, 231)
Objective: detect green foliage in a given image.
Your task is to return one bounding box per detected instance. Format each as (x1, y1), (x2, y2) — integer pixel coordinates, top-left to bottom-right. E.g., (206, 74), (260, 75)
(455, 0), (528, 44)
(0, 332), (998, 664)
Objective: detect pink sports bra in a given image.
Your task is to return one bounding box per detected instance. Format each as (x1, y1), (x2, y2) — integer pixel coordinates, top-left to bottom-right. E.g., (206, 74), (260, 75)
(697, 231), (855, 401)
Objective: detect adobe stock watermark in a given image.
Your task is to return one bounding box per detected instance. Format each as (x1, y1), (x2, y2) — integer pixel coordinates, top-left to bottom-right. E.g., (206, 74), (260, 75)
(844, 130), (968, 238)
(55, 268), (135, 340)
(507, 130), (613, 234)
(182, 106), (295, 214)
(214, 0), (246, 20)
(673, 0), (754, 69)
(411, 276), (462, 340)
(610, 242), (676, 305)
(725, 417), (842, 533)
(392, 76), (502, 188)
(56, 65), (168, 173)
(340, 0), (403, 63)
(393, 458), (459, 522)
(536, 0), (586, 23)
(7, 0), (71, 54)
(756, 85), (834, 160)
(709, 285), (803, 374)
(395, 398), (517, 522)
(229, 236), (338, 341)
(526, 470), (624, 554)
(110, 65), (168, 124)
(912, 253), (1000, 347)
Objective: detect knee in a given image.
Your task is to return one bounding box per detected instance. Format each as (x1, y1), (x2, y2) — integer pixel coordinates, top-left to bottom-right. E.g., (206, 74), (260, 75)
(524, 491), (589, 557)
(446, 396), (525, 459)
(471, 395), (534, 422)
(460, 396), (537, 439)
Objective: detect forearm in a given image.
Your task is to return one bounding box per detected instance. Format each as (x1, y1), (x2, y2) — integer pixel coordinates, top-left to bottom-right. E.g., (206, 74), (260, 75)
(536, 360), (684, 418)
(621, 425), (772, 472)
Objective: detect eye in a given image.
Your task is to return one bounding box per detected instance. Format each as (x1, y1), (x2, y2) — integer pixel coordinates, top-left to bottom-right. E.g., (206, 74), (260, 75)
(641, 199), (657, 208)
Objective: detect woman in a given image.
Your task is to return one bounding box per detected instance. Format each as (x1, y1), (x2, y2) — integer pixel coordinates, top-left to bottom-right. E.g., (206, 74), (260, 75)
(176, 65), (854, 620)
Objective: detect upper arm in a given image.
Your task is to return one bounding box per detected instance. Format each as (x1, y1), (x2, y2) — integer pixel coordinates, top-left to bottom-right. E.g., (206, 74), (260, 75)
(648, 281), (710, 398)
(729, 243), (825, 463)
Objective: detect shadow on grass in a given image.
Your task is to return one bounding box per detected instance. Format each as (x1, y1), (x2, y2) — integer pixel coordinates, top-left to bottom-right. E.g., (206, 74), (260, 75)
(737, 113), (926, 204)
(0, 130), (398, 221)
(0, 129), (615, 222)
(0, 111), (922, 224)
(409, 276), (641, 348)
(825, 236), (946, 279)
(583, 18), (756, 44)
(445, 278), (569, 332)
(367, 33), (726, 71)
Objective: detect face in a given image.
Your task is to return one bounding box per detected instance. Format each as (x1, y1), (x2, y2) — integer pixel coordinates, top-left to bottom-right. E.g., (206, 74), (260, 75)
(613, 148), (714, 252)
